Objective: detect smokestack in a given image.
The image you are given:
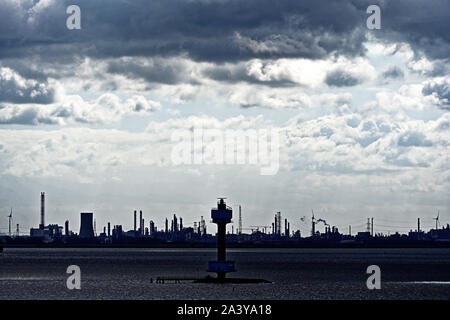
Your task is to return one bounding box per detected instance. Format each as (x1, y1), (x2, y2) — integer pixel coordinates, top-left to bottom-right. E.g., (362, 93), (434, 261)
(65, 220), (69, 236)
(150, 220), (155, 235)
(274, 215), (277, 235)
(40, 192), (45, 229)
(108, 222), (111, 237)
(134, 210), (137, 231)
(79, 212), (94, 238)
(418, 218), (420, 232)
(140, 210), (143, 234)
(277, 212), (281, 235)
(238, 205), (242, 235)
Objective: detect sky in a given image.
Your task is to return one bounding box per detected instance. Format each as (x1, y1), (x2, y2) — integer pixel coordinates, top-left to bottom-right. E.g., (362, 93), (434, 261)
(0, 0), (448, 236)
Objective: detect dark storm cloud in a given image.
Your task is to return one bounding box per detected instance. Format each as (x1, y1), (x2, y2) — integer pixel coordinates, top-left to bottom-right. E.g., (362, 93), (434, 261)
(0, 0), (448, 84)
(325, 69), (362, 87)
(202, 63), (297, 87)
(0, 0), (368, 64)
(376, 0), (450, 62)
(106, 58), (190, 85)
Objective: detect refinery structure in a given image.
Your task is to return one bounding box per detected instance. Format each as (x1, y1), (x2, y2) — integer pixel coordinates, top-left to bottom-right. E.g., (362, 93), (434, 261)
(1, 192), (450, 247)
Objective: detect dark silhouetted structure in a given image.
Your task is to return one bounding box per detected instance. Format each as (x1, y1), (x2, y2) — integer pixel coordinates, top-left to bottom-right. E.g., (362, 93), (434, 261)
(208, 198), (235, 280)
(40, 192), (45, 230)
(79, 212), (94, 238)
(140, 210), (143, 235)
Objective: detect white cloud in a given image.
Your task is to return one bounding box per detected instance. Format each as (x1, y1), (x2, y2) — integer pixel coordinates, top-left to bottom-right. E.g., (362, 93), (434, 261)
(0, 67), (59, 104)
(422, 76), (450, 108)
(0, 112), (448, 229)
(0, 92), (161, 125)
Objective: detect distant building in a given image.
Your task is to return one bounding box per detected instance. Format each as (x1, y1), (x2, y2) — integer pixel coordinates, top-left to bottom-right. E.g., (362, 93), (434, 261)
(79, 212), (95, 238)
(356, 231), (371, 240)
(112, 225), (123, 239)
(429, 224), (450, 240)
(30, 224), (63, 239)
(30, 228), (45, 238)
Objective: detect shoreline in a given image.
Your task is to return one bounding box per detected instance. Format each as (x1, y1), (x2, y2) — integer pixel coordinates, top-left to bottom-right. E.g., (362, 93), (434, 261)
(2, 242), (450, 249)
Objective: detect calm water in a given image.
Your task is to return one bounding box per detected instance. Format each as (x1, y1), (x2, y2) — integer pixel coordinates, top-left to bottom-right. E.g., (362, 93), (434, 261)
(1, 248), (449, 299)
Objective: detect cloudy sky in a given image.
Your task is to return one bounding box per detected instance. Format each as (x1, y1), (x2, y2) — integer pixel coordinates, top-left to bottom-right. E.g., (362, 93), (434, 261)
(0, 0), (448, 236)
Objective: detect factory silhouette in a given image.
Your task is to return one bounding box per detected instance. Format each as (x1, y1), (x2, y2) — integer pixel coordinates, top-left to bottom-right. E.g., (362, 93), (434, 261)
(2, 191), (450, 247)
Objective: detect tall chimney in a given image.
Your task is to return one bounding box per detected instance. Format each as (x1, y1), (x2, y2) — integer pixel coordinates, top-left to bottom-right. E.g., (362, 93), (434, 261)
(134, 210), (137, 231)
(140, 210), (143, 234)
(40, 192), (45, 230)
(274, 215), (277, 235)
(418, 218), (420, 232)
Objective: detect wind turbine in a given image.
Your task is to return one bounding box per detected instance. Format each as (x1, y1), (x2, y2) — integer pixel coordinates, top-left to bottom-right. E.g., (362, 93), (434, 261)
(433, 211), (440, 230)
(8, 208), (12, 237)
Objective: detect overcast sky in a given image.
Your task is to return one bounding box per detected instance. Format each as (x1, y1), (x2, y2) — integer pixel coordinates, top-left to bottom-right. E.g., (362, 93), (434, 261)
(0, 0), (448, 236)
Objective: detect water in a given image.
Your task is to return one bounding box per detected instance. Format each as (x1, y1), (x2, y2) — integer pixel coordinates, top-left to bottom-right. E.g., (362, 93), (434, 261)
(0, 248), (449, 299)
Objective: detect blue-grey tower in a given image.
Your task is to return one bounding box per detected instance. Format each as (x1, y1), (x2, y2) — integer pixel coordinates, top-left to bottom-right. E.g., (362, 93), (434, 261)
(79, 212), (94, 238)
(208, 198), (235, 280)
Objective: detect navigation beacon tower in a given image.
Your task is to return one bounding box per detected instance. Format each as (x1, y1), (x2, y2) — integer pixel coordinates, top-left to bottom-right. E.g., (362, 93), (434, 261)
(208, 198), (235, 280)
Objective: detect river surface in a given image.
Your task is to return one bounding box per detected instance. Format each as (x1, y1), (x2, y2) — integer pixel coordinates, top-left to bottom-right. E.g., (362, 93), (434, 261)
(0, 248), (449, 299)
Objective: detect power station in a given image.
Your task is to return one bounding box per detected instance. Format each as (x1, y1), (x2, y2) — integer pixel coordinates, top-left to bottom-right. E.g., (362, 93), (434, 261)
(79, 212), (95, 238)
(5, 191), (449, 249)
